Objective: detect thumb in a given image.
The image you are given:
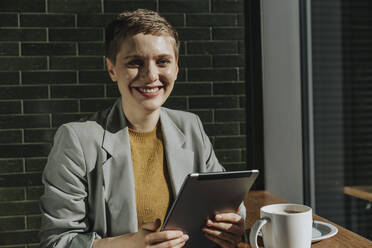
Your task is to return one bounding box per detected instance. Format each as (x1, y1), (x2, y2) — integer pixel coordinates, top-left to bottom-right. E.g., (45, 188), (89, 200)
(142, 218), (161, 232)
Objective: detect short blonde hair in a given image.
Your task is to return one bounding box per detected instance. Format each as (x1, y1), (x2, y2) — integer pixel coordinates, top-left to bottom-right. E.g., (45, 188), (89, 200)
(105, 9), (180, 63)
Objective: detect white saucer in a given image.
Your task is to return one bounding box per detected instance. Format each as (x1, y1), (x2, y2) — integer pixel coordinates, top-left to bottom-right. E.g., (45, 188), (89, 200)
(256, 220), (338, 243)
(312, 220), (338, 242)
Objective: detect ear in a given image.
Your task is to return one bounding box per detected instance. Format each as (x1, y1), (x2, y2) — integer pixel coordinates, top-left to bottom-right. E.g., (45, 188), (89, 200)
(105, 57), (118, 82)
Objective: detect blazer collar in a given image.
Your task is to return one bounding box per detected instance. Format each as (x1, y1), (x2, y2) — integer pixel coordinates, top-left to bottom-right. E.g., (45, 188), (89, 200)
(101, 98), (194, 217)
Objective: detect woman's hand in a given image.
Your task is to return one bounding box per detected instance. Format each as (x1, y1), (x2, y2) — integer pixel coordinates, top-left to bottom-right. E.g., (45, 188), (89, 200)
(202, 213), (245, 248)
(93, 219), (189, 248)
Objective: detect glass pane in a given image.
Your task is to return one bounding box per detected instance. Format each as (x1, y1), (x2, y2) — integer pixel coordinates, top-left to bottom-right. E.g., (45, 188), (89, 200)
(312, 0), (372, 239)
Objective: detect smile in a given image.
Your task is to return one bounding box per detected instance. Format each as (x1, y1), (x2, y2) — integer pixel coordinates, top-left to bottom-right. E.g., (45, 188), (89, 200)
(133, 86), (164, 97)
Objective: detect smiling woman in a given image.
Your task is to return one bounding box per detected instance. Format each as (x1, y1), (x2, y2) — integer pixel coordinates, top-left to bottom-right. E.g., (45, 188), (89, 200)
(106, 33), (179, 131)
(39, 9), (246, 248)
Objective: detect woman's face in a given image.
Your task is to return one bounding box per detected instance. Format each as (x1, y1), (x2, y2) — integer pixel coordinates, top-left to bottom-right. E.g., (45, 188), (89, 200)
(106, 33), (178, 115)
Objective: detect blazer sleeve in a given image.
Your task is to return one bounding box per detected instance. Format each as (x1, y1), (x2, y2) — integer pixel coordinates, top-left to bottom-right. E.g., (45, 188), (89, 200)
(39, 124), (101, 248)
(194, 115), (247, 223)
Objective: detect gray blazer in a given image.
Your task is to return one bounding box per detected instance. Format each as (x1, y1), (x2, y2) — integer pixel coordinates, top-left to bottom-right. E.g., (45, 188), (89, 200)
(39, 99), (246, 248)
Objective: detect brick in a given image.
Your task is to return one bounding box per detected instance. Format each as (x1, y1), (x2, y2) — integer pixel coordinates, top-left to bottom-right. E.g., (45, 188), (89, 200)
(22, 71), (77, 84)
(0, 230), (39, 245)
(0, 115), (50, 129)
(213, 27), (245, 40)
(0, 86), (48, 100)
(0, 159), (23, 174)
(163, 97), (187, 110)
(0, 0), (45, 12)
(214, 136), (246, 149)
(204, 123), (240, 136)
(50, 56), (103, 70)
(189, 110), (213, 122)
(0, 72), (19, 85)
(187, 14), (237, 26)
(238, 40), (245, 53)
(49, 28), (103, 41)
(159, 0), (209, 13)
(215, 149), (241, 163)
(0, 130), (22, 143)
(23, 100), (78, 114)
(0, 188), (24, 201)
(78, 14), (116, 27)
(21, 43), (76, 56)
(172, 82), (211, 96)
(238, 14), (244, 26)
(0, 217), (25, 232)
(188, 68), (237, 81)
(48, 0), (101, 13)
(0, 14), (18, 26)
(238, 67), (245, 80)
(224, 163), (247, 171)
(78, 42), (105, 56)
(80, 98), (116, 112)
(240, 122), (246, 134)
(213, 82), (245, 95)
(187, 41), (237, 54)
(51, 85), (104, 98)
(179, 55), (211, 68)
(52, 113), (90, 127)
(0, 173), (43, 187)
(177, 27), (210, 40)
(0, 101), (21, 114)
(0, 43), (19, 56)
(24, 129), (56, 143)
(162, 14), (185, 27)
(104, 0), (156, 13)
(0, 144), (51, 158)
(0, 57), (47, 70)
(239, 96), (245, 108)
(20, 14), (75, 27)
(107, 84), (120, 97)
(25, 158), (47, 172)
(0, 29), (46, 42)
(213, 55), (244, 67)
(79, 70), (111, 84)
(27, 215), (41, 229)
(27, 187), (43, 201)
(189, 96), (238, 109)
(215, 109), (245, 121)
(212, 0), (244, 13)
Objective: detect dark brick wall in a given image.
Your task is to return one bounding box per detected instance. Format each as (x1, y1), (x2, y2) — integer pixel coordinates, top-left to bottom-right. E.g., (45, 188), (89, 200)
(0, 0), (245, 246)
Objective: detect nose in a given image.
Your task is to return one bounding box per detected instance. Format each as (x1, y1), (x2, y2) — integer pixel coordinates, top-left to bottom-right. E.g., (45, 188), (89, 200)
(140, 61), (158, 83)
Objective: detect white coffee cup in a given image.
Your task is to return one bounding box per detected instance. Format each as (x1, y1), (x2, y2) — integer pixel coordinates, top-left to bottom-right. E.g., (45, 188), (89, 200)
(249, 203), (312, 248)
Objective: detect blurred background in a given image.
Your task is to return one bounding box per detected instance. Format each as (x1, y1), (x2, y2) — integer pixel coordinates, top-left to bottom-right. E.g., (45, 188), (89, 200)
(0, 0), (371, 247)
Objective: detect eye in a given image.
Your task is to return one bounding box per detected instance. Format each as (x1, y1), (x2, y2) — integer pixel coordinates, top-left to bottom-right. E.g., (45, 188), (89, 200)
(126, 59), (143, 68)
(157, 58), (170, 67)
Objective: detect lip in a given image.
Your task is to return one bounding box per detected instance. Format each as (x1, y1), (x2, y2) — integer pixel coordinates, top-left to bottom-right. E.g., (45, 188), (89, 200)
(132, 86), (164, 98)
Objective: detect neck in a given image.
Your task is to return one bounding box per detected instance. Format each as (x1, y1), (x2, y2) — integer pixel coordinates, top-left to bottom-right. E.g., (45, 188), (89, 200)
(122, 101), (160, 132)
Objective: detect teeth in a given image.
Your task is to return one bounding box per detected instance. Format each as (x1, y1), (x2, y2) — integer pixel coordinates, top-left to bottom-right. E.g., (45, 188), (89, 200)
(141, 87), (159, 93)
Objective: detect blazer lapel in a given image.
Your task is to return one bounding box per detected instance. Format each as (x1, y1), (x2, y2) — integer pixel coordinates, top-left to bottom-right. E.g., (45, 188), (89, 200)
(160, 109), (195, 198)
(101, 99), (138, 235)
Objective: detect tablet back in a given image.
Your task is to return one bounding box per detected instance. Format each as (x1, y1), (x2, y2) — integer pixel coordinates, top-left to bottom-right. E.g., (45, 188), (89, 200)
(161, 170), (259, 248)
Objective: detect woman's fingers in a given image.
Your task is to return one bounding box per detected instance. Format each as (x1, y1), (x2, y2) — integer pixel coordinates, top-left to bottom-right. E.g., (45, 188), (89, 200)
(202, 226), (240, 244)
(152, 235), (188, 248)
(145, 231), (188, 247)
(205, 219), (243, 235)
(204, 233), (235, 248)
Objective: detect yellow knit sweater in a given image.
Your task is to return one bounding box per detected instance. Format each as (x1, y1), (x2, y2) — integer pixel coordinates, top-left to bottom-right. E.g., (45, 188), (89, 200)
(129, 125), (173, 229)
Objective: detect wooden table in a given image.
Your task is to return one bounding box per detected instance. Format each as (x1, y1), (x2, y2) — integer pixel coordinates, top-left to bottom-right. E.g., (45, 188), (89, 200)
(344, 185), (372, 202)
(237, 191), (372, 248)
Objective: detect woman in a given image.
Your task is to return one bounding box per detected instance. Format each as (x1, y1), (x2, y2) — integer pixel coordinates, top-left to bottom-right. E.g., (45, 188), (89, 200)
(40, 9), (246, 248)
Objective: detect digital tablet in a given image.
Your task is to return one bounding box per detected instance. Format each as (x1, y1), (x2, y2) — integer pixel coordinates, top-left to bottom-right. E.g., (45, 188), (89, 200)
(161, 170), (259, 247)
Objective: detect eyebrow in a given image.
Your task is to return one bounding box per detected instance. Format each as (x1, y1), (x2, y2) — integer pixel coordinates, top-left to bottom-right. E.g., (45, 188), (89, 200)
(122, 53), (173, 60)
